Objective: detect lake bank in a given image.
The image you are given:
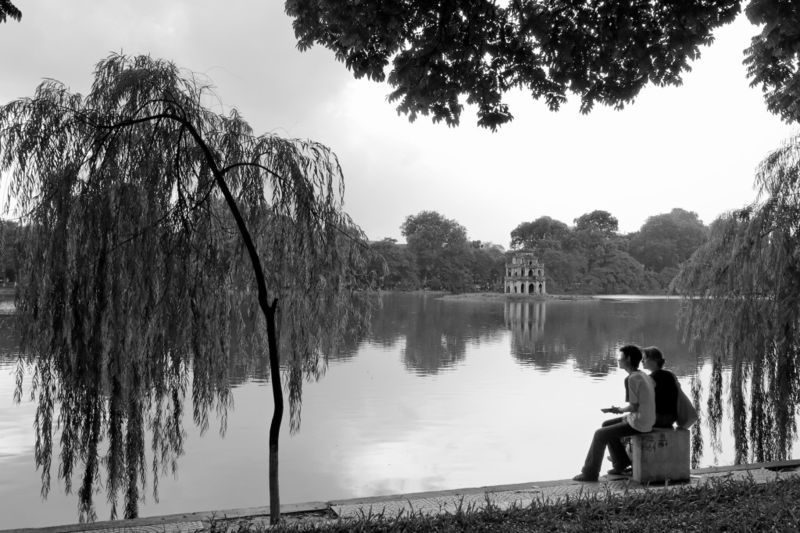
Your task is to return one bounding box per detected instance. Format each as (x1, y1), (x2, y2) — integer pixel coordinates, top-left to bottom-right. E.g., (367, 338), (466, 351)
(436, 291), (680, 302)
(14, 460), (799, 532)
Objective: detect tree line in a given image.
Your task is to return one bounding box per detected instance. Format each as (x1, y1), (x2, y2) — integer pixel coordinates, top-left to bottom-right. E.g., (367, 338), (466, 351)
(366, 208), (708, 294)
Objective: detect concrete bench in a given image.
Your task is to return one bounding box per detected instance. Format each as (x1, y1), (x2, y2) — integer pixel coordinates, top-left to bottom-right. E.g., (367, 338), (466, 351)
(628, 427), (690, 483)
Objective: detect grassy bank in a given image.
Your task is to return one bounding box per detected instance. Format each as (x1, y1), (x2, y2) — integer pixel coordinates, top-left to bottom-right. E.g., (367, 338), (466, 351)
(214, 475), (800, 532)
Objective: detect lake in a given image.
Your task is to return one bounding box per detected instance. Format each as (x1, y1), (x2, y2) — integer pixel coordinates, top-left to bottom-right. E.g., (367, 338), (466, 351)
(0, 292), (790, 528)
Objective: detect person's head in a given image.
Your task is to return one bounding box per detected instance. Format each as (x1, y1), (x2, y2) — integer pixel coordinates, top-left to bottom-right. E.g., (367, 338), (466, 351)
(618, 344), (643, 371)
(643, 346), (665, 371)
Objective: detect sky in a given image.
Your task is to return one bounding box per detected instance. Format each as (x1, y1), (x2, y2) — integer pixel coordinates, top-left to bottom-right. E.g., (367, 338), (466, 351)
(0, 1), (796, 248)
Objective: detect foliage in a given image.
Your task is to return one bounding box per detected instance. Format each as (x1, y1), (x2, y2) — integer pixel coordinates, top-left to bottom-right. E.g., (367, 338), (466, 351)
(401, 211), (471, 291)
(468, 241), (506, 291)
(371, 208), (705, 295)
(367, 238), (419, 290)
(0, 0), (20, 23)
(510, 216), (570, 251)
(509, 212), (675, 294)
(221, 476), (800, 532)
(574, 210), (619, 235)
(286, 0), (747, 129)
(629, 208), (708, 272)
(745, 0), (800, 125)
(0, 54), (370, 522)
(674, 135), (800, 463)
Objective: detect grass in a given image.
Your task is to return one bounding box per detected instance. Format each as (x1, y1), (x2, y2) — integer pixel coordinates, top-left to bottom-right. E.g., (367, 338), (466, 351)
(206, 475), (800, 532)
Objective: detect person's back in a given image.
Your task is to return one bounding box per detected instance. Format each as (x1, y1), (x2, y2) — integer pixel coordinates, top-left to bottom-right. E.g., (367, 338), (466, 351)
(643, 347), (678, 428)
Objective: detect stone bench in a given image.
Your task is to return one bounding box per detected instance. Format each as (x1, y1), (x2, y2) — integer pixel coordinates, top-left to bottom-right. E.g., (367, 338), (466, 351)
(628, 427), (690, 483)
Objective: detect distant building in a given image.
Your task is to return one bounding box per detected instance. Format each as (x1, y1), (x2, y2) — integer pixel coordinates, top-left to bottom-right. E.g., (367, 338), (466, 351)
(504, 252), (546, 295)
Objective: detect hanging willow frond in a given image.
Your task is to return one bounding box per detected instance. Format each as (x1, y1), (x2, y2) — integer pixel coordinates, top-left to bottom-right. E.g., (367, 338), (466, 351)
(675, 134), (800, 465)
(0, 53), (373, 522)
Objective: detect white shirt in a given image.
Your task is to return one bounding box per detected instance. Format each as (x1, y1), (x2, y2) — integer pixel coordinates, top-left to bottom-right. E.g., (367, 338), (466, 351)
(625, 370), (656, 432)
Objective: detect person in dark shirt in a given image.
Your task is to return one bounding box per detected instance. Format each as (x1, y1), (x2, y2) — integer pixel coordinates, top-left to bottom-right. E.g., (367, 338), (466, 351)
(643, 346), (679, 428)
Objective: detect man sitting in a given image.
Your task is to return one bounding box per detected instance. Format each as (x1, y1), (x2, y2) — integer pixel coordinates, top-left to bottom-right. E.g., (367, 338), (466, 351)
(573, 344), (656, 482)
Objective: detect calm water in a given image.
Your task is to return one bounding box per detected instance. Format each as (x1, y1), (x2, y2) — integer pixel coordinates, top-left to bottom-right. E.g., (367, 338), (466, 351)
(0, 293), (789, 528)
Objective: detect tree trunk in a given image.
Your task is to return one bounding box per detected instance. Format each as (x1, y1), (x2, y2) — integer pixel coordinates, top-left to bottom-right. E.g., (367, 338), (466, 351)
(265, 302), (283, 524)
(171, 117), (287, 523)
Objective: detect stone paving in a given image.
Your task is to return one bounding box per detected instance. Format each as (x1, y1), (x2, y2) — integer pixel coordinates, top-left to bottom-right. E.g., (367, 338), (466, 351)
(4, 461), (799, 533)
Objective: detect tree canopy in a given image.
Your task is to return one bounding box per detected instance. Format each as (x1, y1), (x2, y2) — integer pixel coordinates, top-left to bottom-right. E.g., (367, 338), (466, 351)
(0, 53), (369, 522)
(510, 216), (570, 250)
(574, 210), (618, 235)
(401, 210), (470, 289)
(0, 0), (20, 23)
(628, 208), (708, 272)
(285, 0), (791, 129)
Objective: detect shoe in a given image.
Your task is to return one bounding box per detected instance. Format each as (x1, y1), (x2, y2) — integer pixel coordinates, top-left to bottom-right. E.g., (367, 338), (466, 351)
(572, 473), (599, 482)
(607, 466), (632, 476)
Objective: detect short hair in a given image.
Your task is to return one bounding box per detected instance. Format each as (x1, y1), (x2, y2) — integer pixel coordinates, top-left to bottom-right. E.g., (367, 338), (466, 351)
(619, 344), (643, 369)
(643, 346), (665, 369)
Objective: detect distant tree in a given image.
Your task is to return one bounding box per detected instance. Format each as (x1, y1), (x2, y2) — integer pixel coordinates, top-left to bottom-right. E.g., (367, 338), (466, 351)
(368, 238), (420, 290)
(469, 244), (506, 291)
(0, 0), (20, 23)
(285, 1), (800, 130)
(674, 135), (800, 464)
(401, 211), (469, 290)
(579, 248), (658, 294)
(539, 249), (585, 293)
(629, 208), (707, 272)
(0, 54), (368, 524)
(510, 216), (570, 250)
(574, 210), (619, 235)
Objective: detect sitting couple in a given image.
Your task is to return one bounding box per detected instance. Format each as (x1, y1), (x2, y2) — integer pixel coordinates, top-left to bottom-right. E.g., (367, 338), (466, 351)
(573, 344), (679, 482)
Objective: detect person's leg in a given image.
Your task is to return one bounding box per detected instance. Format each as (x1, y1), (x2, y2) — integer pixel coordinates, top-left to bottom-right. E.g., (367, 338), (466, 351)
(607, 431), (634, 469)
(580, 420), (640, 478)
(602, 416), (628, 465)
(601, 416), (624, 428)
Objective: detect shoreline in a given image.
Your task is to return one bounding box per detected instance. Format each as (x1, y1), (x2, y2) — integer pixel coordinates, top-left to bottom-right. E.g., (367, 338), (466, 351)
(10, 459), (799, 532)
(436, 291), (680, 302)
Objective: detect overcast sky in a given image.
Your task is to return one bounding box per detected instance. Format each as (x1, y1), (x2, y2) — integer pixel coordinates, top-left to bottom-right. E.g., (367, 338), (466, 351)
(1, 1), (796, 247)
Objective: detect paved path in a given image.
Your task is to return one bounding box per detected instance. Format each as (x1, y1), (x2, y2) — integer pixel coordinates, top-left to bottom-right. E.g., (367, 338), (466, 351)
(5, 460), (800, 533)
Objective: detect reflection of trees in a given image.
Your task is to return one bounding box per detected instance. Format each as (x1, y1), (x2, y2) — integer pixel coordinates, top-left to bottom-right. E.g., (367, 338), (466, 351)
(369, 293), (506, 374)
(0, 314), (19, 362)
(507, 300), (699, 377)
(226, 295), (370, 387)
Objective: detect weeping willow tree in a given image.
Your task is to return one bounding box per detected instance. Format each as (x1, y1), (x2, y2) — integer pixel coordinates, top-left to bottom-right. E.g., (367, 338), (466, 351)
(0, 53), (371, 524)
(674, 135), (800, 465)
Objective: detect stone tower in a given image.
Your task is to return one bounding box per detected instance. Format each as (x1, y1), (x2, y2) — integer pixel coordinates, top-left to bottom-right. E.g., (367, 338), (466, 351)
(504, 252), (546, 295)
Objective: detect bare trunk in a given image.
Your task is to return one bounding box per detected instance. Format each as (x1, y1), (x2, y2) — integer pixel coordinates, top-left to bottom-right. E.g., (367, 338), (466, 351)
(265, 302), (283, 524)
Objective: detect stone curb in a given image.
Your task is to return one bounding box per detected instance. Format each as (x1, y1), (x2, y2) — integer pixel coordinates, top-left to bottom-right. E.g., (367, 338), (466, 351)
(6, 459), (800, 532)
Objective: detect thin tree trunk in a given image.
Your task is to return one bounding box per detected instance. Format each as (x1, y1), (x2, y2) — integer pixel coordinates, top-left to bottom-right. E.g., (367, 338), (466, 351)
(180, 119), (286, 523)
(265, 303), (283, 524)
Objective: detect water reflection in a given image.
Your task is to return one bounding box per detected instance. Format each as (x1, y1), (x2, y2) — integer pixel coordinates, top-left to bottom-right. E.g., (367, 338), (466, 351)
(2, 294), (798, 529)
(369, 293), (506, 375)
(505, 299), (698, 375)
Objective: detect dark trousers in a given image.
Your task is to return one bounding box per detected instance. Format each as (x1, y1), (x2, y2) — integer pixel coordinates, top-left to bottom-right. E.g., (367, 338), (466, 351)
(581, 416), (642, 478)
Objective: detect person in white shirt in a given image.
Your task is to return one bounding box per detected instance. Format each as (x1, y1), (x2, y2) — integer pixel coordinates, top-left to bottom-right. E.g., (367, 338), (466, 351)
(573, 344), (656, 482)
